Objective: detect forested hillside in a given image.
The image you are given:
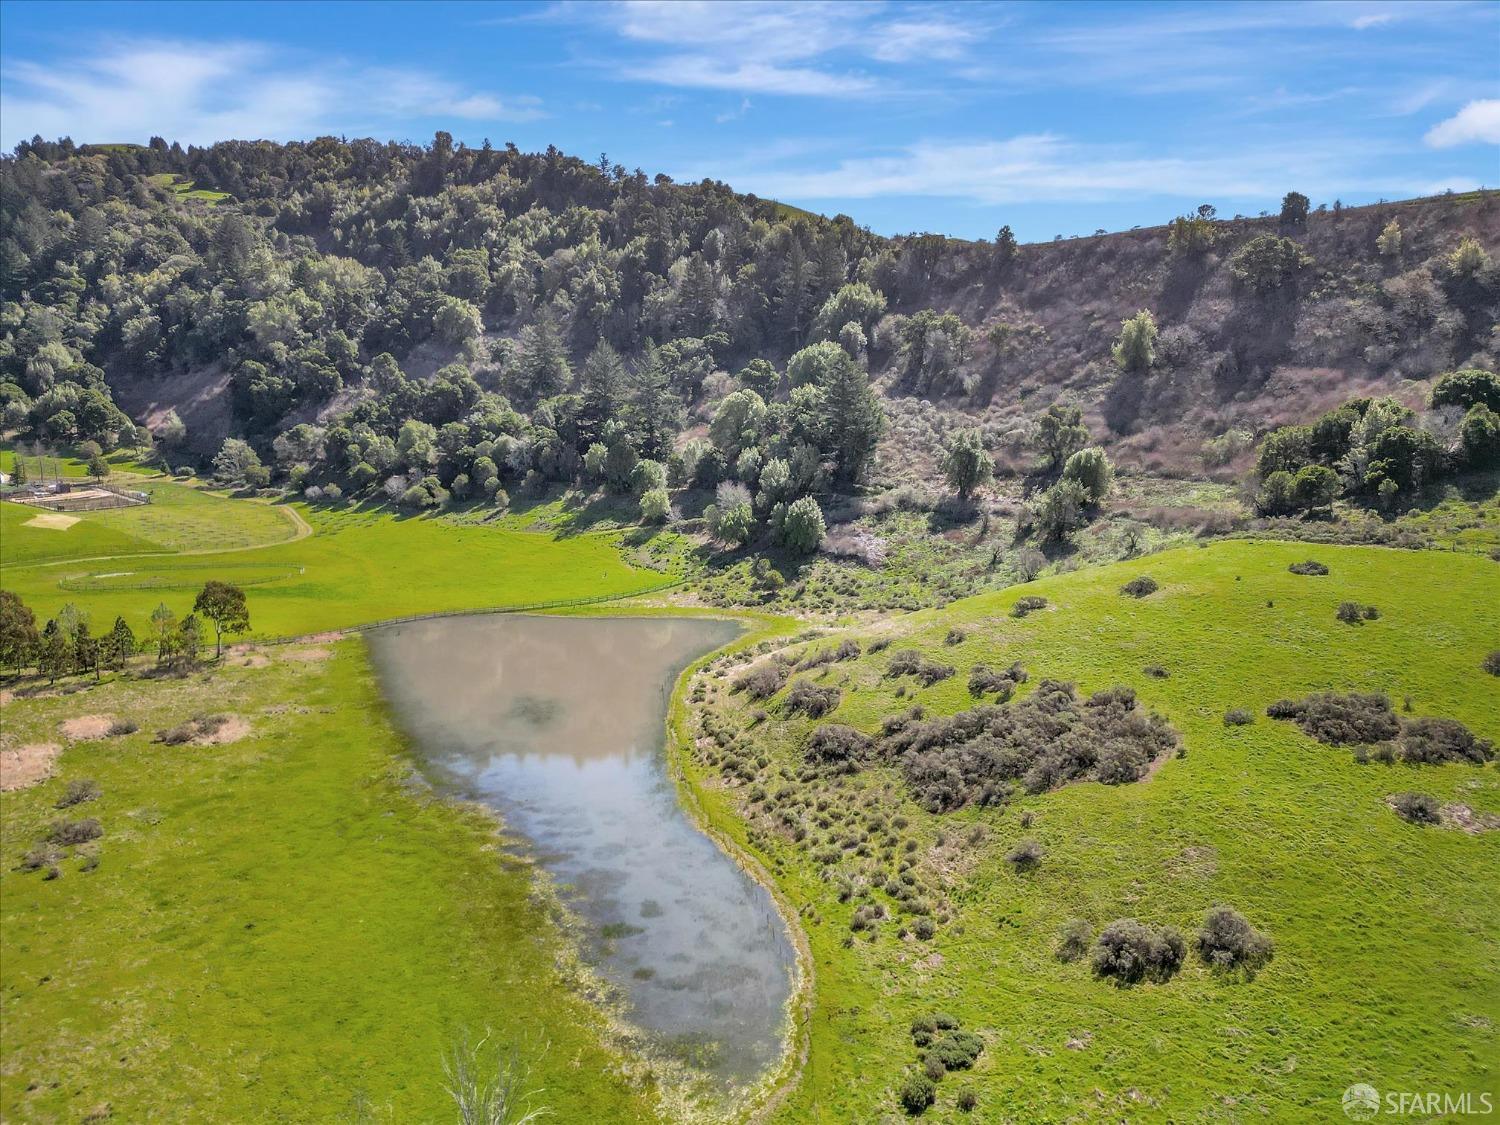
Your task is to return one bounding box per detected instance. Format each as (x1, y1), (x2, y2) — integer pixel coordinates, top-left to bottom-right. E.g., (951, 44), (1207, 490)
(3, 133), (1497, 505)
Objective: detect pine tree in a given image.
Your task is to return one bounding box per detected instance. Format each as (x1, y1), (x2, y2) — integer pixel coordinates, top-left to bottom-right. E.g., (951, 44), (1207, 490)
(579, 341), (626, 446)
(627, 346), (682, 460)
(822, 351), (885, 485)
(513, 313), (572, 404)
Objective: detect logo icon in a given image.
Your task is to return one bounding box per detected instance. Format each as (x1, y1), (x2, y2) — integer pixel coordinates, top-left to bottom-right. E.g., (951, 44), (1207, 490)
(1343, 1084), (1380, 1120)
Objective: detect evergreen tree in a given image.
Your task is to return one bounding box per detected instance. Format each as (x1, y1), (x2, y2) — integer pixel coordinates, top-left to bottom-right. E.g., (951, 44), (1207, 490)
(821, 351), (885, 485)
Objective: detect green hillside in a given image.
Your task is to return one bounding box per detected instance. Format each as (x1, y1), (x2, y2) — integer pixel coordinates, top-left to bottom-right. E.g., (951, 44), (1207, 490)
(680, 540), (1500, 1121)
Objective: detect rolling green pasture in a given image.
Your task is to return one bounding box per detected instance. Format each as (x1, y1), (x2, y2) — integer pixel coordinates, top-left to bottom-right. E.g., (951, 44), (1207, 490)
(76, 479), (302, 553)
(682, 541), (1500, 1121)
(1, 500), (166, 567)
(0, 645), (656, 1122)
(5, 496), (671, 638)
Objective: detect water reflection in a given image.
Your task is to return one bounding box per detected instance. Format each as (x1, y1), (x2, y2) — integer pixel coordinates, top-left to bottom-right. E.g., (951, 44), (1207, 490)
(366, 614), (794, 1087)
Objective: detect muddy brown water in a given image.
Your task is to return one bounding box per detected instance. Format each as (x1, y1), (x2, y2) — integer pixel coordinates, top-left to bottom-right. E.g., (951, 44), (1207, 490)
(367, 614), (794, 1087)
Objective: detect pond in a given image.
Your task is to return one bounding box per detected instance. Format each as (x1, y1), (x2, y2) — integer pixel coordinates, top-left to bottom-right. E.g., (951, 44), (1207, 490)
(366, 614), (795, 1088)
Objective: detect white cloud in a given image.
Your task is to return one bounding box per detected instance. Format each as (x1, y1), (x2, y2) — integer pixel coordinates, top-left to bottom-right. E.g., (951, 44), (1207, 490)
(560, 1), (986, 98)
(703, 133), (1444, 205)
(0, 37), (543, 149)
(1424, 99), (1500, 148)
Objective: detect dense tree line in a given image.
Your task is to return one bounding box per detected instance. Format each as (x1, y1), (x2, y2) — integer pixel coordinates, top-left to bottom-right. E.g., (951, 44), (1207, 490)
(1, 134), (952, 528)
(1252, 368), (1500, 515)
(0, 582), (248, 680)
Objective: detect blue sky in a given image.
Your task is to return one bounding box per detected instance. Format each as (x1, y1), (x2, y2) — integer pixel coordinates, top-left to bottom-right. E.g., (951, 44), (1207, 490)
(2, 0), (1497, 241)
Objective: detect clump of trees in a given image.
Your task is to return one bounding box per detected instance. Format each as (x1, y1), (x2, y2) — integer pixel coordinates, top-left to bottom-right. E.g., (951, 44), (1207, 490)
(1254, 372), (1499, 516)
(0, 584), (248, 682)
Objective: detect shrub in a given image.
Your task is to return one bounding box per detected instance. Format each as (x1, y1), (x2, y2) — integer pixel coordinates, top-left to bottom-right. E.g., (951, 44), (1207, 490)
(927, 1030), (984, 1071)
(1006, 838), (1044, 870)
(1288, 560), (1329, 576)
(956, 1087), (977, 1112)
(55, 779), (101, 809)
(1120, 576), (1159, 598)
(1223, 708), (1254, 727)
(1092, 919), (1185, 985)
(1265, 692), (1400, 745)
(1195, 907), (1273, 970)
(733, 661), (789, 701)
(1010, 595), (1048, 618)
(968, 661), (1026, 700)
(889, 681), (1178, 811)
(1143, 663), (1169, 679)
(1392, 792), (1441, 825)
(945, 627), (966, 646)
(107, 719), (138, 736)
(784, 680), (842, 719)
(805, 724), (872, 765)
(913, 917), (936, 940)
(1396, 717), (1494, 765)
(47, 817), (103, 846)
(19, 845), (61, 871)
(898, 1072), (936, 1114)
(886, 650), (956, 686)
(1056, 918), (1093, 962)
(910, 1014), (938, 1047)
(1485, 651), (1500, 676)
(1336, 601), (1370, 623)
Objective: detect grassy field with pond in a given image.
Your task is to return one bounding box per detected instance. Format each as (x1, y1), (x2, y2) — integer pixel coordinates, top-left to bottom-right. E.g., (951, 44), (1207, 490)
(4, 475), (1498, 1122)
(679, 540), (1500, 1121)
(0, 643), (659, 1122)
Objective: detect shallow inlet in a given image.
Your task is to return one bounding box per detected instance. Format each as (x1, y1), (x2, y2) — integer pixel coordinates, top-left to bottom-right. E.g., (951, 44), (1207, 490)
(366, 614), (794, 1087)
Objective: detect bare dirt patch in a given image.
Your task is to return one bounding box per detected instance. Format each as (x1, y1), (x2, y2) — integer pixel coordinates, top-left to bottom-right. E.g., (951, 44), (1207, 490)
(1, 743), (61, 791)
(24, 512), (79, 530)
(282, 647), (332, 663)
(199, 716), (251, 745)
(60, 715), (117, 741)
(1441, 803), (1500, 834)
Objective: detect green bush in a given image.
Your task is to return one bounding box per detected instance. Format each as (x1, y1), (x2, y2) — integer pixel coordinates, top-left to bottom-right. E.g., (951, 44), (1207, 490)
(1092, 919), (1185, 985)
(898, 1072), (936, 1114)
(1392, 792), (1441, 825)
(1196, 906), (1273, 970)
(1120, 576), (1159, 598)
(1056, 918), (1092, 962)
(1010, 595), (1048, 618)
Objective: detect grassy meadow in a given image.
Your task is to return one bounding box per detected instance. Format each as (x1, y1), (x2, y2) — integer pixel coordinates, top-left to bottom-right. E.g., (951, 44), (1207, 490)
(680, 540), (1500, 1121)
(4, 487), (674, 638)
(4, 472), (1498, 1122)
(0, 643), (657, 1122)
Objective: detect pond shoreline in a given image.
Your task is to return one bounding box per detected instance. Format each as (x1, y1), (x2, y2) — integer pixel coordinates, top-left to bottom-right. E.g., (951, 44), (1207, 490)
(366, 609), (809, 1122)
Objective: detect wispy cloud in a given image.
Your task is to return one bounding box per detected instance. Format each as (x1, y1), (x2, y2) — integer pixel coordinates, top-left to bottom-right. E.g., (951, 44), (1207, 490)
(0, 37), (543, 148)
(701, 133), (1447, 206)
(1425, 99), (1500, 147)
(555, 0), (988, 98)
